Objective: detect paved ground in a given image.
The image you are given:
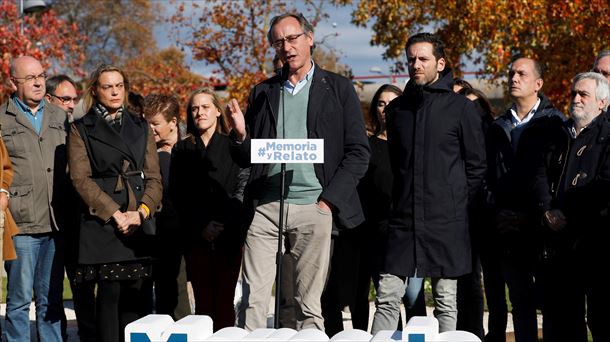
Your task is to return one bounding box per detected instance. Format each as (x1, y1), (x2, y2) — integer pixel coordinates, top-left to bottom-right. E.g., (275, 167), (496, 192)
(0, 299), (542, 341)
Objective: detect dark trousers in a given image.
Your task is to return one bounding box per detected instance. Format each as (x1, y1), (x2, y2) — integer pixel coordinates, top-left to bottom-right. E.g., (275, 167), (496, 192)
(503, 253), (539, 342)
(96, 279), (147, 342)
(456, 263), (485, 339)
(65, 258), (96, 342)
(480, 244), (508, 342)
(187, 244), (242, 331)
(541, 251), (609, 342)
(153, 254), (191, 320)
(321, 228), (368, 336)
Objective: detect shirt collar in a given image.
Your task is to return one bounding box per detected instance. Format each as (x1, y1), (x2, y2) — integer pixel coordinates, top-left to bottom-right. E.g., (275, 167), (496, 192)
(12, 95), (44, 116)
(284, 60), (315, 88)
(510, 97), (540, 127)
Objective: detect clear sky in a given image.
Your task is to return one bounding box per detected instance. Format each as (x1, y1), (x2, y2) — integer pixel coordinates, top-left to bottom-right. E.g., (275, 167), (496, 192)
(154, 2), (398, 79)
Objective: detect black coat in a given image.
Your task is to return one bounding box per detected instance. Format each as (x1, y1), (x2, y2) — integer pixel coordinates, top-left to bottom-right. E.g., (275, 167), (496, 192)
(68, 110), (163, 264)
(486, 94), (565, 211)
(531, 113), (610, 257)
(171, 132), (246, 250)
(383, 69), (487, 278)
(230, 66), (370, 229)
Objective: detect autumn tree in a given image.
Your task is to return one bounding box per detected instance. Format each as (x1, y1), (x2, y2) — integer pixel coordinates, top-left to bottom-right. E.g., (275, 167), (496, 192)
(124, 47), (211, 107)
(314, 47), (352, 78)
(50, 0), (160, 70)
(169, 0), (341, 105)
(338, 0), (610, 110)
(0, 0), (86, 101)
(50, 0), (209, 106)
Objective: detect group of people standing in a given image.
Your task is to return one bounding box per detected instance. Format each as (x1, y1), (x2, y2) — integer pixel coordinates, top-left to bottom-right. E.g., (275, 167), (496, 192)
(0, 11), (609, 342)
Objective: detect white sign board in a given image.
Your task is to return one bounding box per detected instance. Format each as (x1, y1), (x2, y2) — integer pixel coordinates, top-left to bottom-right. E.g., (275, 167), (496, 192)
(251, 139), (324, 164)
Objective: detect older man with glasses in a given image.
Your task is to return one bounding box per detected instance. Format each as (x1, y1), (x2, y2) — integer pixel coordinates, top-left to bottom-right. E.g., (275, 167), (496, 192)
(227, 13), (370, 331)
(1, 55), (70, 341)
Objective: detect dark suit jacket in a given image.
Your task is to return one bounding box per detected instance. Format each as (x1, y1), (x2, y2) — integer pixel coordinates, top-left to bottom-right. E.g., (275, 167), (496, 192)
(230, 66), (370, 229)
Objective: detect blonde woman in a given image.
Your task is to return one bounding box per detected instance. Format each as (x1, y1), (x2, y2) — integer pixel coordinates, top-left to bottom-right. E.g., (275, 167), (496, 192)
(68, 64), (162, 342)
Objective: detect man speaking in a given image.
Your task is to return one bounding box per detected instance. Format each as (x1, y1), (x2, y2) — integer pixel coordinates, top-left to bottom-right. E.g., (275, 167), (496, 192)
(226, 12), (370, 331)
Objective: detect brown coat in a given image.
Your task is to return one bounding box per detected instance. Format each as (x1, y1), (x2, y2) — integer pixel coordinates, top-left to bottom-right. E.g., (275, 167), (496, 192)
(0, 137), (18, 260)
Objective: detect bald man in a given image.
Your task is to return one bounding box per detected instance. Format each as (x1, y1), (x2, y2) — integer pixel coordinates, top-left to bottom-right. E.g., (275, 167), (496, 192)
(1, 56), (69, 341)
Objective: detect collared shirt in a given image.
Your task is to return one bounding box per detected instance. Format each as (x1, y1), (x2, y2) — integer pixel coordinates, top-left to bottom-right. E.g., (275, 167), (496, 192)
(283, 61), (315, 95)
(509, 98), (541, 128)
(12, 95), (44, 134)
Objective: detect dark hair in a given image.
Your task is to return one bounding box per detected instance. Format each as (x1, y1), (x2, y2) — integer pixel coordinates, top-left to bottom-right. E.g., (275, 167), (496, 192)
(369, 84), (403, 136)
(185, 87), (228, 136)
(453, 78), (473, 92)
(45, 75), (77, 95)
(127, 92), (144, 117)
(459, 87), (495, 118)
(510, 55), (544, 79)
(406, 32), (446, 61)
(267, 12), (314, 44)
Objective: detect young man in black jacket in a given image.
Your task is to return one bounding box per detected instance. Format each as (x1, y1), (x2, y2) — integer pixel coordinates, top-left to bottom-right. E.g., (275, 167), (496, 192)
(371, 32), (486, 334)
(226, 13), (370, 331)
(533, 72), (609, 342)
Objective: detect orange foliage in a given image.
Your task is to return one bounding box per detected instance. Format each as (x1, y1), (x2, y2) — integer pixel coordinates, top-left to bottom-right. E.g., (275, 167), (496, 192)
(169, 0), (333, 107)
(169, 0), (283, 106)
(124, 47), (213, 109)
(0, 0), (86, 101)
(338, 0), (610, 110)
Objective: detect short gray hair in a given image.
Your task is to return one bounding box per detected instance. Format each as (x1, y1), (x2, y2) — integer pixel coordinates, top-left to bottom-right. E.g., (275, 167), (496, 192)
(267, 13), (314, 44)
(573, 72), (610, 111)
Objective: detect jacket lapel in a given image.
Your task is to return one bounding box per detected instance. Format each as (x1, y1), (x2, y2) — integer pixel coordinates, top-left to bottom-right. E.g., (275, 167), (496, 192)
(266, 82), (280, 132)
(83, 111), (133, 160)
(306, 68), (326, 132)
(120, 113), (147, 168)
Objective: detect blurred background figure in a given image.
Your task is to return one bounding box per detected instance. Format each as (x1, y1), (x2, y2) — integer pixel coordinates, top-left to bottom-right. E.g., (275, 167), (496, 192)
(142, 94), (191, 320)
(46, 74), (96, 341)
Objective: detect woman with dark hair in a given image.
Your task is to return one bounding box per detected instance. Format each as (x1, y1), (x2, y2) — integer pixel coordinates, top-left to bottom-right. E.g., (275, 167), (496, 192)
(459, 87), (496, 131)
(142, 94), (191, 320)
(68, 64), (163, 342)
(170, 88), (245, 330)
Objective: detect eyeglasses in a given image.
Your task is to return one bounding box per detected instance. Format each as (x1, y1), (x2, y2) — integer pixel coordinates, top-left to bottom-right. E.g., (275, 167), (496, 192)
(11, 72), (47, 84)
(271, 32), (306, 50)
(49, 93), (79, 105)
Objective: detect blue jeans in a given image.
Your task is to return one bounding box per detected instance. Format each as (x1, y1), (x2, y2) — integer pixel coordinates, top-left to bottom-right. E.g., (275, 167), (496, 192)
(4, 233), (64, 341)
(404, 276), (424, 309)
